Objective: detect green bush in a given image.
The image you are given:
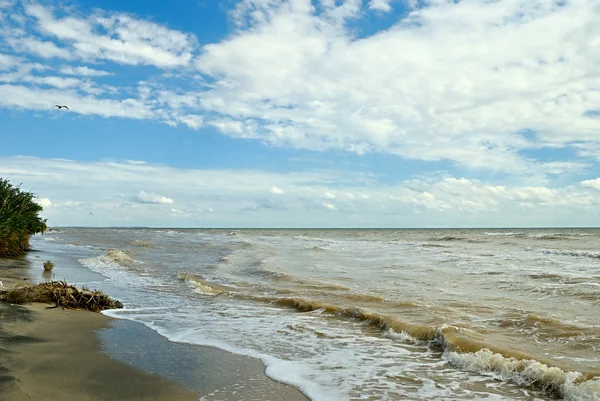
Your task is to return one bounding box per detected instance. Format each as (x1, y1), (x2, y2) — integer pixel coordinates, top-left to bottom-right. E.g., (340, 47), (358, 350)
(43, 260), (55, 271)
(0, 178), (47, 258)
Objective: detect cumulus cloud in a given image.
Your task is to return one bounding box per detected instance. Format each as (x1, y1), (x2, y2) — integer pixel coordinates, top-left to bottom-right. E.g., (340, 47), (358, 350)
(21, 4), (197, 67)
(369, 0), (393, 12)
(581, 178), (600, 191)
(35, 197), (51, 207)
(323, 202), (337, 211)
(132, 191), (174, 204)
(269, 186), (284, 195)
(0, 2), (207, 128)
(0, 0), (598, 177)
(60, 66), (113, 77)
(7, 36), (73, 59)
(0, 53), (20, 70)
(194, 0), (600, 172)
(0, 84), (155, 119)
(0, 156), (599, 227)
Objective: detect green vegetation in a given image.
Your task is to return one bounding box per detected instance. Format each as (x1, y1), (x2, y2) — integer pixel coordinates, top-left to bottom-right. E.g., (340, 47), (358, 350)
(43, 260), (55, 271)
(0, 178), (47, 258)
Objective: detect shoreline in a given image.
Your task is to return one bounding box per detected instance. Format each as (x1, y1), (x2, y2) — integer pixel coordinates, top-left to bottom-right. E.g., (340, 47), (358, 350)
(1, 302), (199, 401)
(0, 260), (309, 401)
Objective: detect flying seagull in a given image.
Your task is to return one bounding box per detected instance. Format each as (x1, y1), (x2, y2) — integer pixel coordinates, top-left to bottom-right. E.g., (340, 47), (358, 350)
(54, 105), (69, 110)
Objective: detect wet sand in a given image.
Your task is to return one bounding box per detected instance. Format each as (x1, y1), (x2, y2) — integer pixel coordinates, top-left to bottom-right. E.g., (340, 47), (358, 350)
(0, 261), (309, 401)
(0, 302), (199, 401)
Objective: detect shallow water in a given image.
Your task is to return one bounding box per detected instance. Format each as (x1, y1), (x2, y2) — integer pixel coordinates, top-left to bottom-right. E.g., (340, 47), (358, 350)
(31, 228), (600, 400)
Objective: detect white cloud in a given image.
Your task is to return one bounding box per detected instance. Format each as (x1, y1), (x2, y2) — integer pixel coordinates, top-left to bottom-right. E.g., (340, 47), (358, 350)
(23, 4), (197, 68)
(23, 76), (82, 89)
(0, 53), (20, 70)
(581, 178), (600, 191)
(0, 156), (599, 227)
(324, 192), (336, 199)
(8, 36), (73, 59)
(269, 186), (284, 194)
(194, 0), (600, 173)
(0, 0), (598, 178)
(369, 0), (393, 12)
(35, 197), (51, 207)
(132, 191), (174, 204)
(60, 66), (113, 77)
(323, 202), (337, 210)
(0, 84), (155, 119)
(175, 114), (203, 129)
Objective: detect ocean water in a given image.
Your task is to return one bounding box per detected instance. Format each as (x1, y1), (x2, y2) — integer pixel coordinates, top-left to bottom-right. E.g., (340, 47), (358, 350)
(30, 228), (600, 400)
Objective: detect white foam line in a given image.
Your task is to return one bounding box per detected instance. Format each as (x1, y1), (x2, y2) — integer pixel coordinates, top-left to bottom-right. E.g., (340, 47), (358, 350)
(101, 313), (345, 401)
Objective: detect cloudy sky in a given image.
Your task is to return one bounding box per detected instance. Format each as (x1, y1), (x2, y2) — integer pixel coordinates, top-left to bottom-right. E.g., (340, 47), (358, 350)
(1, 0), (599, 227)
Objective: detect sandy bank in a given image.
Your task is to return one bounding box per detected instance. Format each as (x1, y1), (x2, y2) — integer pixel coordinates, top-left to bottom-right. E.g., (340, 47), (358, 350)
(0, 303), (199, 401)
(0, 261), (309, 401)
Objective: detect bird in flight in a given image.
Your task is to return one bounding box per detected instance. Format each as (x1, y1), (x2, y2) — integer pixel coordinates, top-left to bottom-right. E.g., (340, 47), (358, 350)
(54, 105), (69, 110)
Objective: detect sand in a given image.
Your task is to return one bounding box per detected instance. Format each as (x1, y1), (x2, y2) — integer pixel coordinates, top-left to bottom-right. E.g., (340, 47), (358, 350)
(0, 303), (199, 401)
(0, 262), (309, 401)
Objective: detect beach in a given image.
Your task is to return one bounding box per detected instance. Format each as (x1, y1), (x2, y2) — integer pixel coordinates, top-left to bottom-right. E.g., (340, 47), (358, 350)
(2, 228), (599, 400)
(0, 303), (199, 401)
(31, 227), (600, 401)
(0, 259), (309, 401)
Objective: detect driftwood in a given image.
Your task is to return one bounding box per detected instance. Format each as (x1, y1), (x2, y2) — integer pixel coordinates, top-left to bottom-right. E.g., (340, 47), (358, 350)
(0, 280), (123, 312)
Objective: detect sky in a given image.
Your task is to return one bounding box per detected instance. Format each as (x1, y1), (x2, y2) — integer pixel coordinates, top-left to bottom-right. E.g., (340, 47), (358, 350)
(1, 0), (599, 228)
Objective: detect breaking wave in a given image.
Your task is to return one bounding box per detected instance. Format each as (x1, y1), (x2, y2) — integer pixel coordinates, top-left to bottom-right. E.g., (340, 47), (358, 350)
(173, 273), (600, 400)
(81, 249), (138, 268)
(177, 272), (228, 296)
(428, 235), (488, 243)
(531, 248), (600, 259)
(484, 232), (525, 237)
(130, 240), (154, 247)
(445, 349), (600, 400)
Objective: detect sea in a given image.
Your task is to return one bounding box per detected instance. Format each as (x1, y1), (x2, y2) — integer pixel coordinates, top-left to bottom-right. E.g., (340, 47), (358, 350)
(28, 228), (600, 401)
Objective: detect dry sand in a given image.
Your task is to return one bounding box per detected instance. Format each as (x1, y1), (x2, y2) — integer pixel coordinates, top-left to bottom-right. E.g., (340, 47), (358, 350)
(0, 263), (309, 401)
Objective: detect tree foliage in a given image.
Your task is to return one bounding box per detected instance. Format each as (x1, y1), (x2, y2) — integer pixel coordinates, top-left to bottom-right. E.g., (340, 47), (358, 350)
(0, 178), (47, 258)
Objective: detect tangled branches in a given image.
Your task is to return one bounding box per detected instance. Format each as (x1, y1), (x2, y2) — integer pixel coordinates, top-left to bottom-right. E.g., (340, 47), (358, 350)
(0, 281), (123, 312)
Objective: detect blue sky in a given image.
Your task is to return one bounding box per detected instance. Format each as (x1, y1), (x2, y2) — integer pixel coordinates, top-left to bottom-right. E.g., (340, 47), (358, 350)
(1, 0), (599, 227)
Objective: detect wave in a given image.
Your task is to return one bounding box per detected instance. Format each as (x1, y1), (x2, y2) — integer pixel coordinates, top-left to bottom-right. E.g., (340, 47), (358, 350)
(445, 348), (600, 400)
(307, 246), (327, 252)
(528, 272), (567, 281)
(177, 272), (228, 296)
(430, 235), (466, 241)
(171, 270), (600, 399)
(497, 313), (596, 342)
(106, 249), (136, 265)
(292, 235), (339, 245)
(417, 242), (450, 248)
(531, 248), (600, 259)
(265, 273), (351, 292)
(293, 279), (350, 292)
(231, 293), (600, 399)
(534, 232), (597, 240)
(484, 232), (525, 237)
(130, 240), (154, 248)
(82, 249), (138, 268)
(536, 234), (572, 240)
(428, 235), (488, 243)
